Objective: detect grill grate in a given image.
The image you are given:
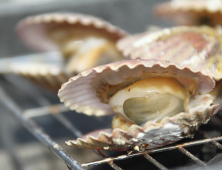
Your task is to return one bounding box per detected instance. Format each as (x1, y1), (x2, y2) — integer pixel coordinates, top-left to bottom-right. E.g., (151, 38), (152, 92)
(1, 74), (222, 170)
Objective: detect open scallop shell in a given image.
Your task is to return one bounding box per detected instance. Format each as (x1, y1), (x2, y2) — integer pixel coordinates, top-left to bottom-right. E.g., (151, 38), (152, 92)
(118, 26), (222, 113)
(16, 12), (128, 52)
(13, 13), (128, 92)
(117, 26), (222, 81)
(154, 0), (222, 26)
(59, 59), (217, 151)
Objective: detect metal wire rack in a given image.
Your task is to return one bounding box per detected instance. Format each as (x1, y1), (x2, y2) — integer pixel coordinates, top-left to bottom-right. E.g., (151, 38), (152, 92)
(1, 74), (222, 170)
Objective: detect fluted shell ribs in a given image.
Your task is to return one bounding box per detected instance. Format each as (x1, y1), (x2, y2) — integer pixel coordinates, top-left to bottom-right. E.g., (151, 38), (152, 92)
(14, 13), (128, 92)
(16, 13), (128, 52)
(154, 0), (222, 26)
(12, 62), (70, 93)
(118, 26), (222, 81)
(0, 52), (70, 92)
(59, 60), (217, 151)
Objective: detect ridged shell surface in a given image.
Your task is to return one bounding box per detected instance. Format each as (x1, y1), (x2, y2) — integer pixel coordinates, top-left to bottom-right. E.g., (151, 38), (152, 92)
(118, 26), (222, 80)
(59, 59), (217, 151)
(66, 96), (216, 151)
(12, 63), (70, 92)
(16, 13), (128, 52)
(154, 0), (222, 26)
(59, 59), (215, 116)
(3, 52), (70, 92)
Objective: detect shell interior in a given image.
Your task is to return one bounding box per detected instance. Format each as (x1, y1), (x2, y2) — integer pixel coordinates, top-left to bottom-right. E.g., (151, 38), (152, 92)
(59, 59), (217, 151)
(16, 13), (128, 76)
(16, 13), (128, 52)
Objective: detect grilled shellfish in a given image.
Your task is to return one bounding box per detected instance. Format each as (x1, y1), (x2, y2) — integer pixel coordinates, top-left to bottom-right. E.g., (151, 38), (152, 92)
(154, 0), (222, 26)
(13, 13), (127, 92)
(117, 26), (222, 112)
(58, 59), (217, 152)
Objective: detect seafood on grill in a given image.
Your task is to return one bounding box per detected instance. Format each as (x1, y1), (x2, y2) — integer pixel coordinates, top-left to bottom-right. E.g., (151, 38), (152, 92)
(154, 0), (222, 26)
(117, 25), (222, 112)
(58, 59), (217, 152)
(11, 13), (128, 92)
(16, 13), (128, 74)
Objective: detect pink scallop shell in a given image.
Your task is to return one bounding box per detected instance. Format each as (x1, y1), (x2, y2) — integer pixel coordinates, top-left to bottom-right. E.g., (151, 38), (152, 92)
(16, 13), (128, 52)
(67, 94), (216, 151)
(58, 59), (215, 116)
(117, 26), (222, 80)
(59, 60), (217, 151)
(154, 0), (222, 26)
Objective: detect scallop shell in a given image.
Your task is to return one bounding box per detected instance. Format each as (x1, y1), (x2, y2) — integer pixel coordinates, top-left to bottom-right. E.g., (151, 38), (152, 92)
(14, 13), (128, 92)
(117, 26), (222, 81)
(0, 52), (70, 92)
(154, 0), (222, 26)
(16, 12), (128, 52)
(59, 59), (217, 151)
(11, 63), (70, 93)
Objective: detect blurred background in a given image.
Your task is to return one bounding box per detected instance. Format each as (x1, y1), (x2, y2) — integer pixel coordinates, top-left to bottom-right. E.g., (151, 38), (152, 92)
(2, 0), (222, 170)
(0, 1), (172, 169)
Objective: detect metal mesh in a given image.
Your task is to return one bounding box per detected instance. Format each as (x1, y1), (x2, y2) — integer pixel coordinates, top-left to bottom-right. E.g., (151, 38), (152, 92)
(1, 74), (222, 170)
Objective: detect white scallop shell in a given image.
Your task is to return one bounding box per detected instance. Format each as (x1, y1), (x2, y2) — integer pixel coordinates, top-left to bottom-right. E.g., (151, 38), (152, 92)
(59, 59), (215, 116)
(0, 52), (70, 92)
(59, 59), (217, 151)
(16, 12), (128, 52)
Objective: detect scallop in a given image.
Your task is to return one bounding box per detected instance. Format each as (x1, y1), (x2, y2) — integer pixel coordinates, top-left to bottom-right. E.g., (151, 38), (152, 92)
(0, 52), (70, 92)
(12, 12), (128, 92)
(117, 26), (222, 112)
(58, 59), (217, 151)
(16, 12), (128, 74)
(11, 60), (69, 93)
(154, 0), (222, 26)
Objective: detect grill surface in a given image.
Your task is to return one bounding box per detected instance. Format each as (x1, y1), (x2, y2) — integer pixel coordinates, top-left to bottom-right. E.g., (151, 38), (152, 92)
(1, 74), (222, 170)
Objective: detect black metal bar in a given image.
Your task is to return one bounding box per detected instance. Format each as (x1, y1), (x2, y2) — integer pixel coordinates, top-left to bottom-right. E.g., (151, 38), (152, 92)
(178, 147), (206, 166)
(52, 112), (124, 170)
(5, 75), (84, 140)
(4, 75), (50, 106)
(0, 85), (84, 170)
(23, 104), (69, 118)
(211, 141), (222, 150)
(207, 153), (222, 165)
(107, 161), (123, 170)
(81, 136), (222, 167)
(0, 111), (23, 170)
(95, 150), (123, 170)
(5, 72), (222, 170)
(144, 153), (168, 170)
(5, 74), (123, 170)
(53, 113), (83, 138)
(197, 130), (222, 150)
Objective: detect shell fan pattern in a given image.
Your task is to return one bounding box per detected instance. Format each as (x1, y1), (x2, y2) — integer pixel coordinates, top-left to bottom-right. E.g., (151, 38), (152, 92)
(16, 13), (128, 52)
(14, 13), (128, 92)
(59, 59), (217, 151)
(154, 0), (222, 26)
(117, 26), (222, 81)
(117, 26), (222, 112)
